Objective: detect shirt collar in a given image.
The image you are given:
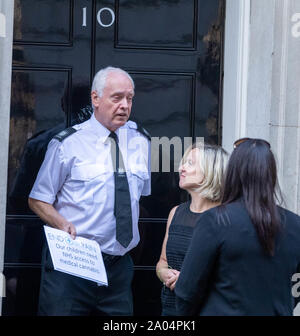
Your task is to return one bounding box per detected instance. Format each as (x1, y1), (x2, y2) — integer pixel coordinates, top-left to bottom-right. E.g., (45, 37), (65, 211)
(89, 113), (128, 143)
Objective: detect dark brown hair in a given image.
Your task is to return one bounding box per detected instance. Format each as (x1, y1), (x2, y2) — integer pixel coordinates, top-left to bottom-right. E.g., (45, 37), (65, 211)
(222, 139), (282, 256)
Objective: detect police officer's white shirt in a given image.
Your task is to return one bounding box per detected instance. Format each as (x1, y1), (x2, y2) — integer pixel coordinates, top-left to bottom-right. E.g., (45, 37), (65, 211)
(29, 113), (151, 256)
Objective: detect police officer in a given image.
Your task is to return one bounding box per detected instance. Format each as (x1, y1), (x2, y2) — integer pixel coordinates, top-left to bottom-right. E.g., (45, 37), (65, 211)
(28, 67), (151, 316)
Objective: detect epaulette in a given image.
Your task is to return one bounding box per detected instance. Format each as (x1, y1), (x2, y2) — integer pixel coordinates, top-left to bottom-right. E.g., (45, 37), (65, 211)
(53, 127), (77, 142)
(136, 124), (151, 142)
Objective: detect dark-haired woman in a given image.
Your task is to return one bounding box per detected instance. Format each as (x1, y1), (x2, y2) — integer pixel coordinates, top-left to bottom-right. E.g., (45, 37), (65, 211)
(175, 138), (300, 316)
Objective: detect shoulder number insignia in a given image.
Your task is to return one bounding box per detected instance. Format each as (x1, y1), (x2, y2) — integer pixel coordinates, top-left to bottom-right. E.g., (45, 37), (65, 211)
(53, 127), (77, 142)
(136, 124), (151, 142)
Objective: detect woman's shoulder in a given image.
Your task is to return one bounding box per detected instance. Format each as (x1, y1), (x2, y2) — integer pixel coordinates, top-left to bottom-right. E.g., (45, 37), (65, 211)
(166, 202), (192, 227)
(277, 206), (300, 227)
(196, 200), (248, 230)
(209, 201), (300, 229)
(278, 205), (300, 218)
(213, 199), (247, 217)
(169, 201), (190, 216)
(166, 204), (180, 227)
(200, 200), (244, 216)
(168, 204), (180, 217)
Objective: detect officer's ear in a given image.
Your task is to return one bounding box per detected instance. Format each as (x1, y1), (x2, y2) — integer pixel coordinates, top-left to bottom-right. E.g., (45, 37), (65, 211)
(91, 91), (100, 108)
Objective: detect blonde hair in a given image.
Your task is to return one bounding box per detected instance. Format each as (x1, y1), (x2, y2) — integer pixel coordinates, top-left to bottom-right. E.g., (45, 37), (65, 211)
(180, 142), (229, 202)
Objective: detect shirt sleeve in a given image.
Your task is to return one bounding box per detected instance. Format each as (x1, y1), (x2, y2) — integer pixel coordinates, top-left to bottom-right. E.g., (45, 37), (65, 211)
(141, 138), (151, 196)
(29, 139), (69, 204)
(175, 210), (220, 315)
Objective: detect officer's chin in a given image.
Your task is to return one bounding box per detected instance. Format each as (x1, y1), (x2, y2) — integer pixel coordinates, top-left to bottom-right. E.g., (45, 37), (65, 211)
(114, 116), (129, 127)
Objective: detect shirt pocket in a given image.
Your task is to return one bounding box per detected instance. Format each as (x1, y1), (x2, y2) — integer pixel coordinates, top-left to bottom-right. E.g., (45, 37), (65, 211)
(70, 164), (107, 204)
(129, 169), (149, 201)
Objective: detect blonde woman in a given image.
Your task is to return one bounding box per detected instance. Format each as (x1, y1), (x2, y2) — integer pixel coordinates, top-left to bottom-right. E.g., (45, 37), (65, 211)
(156, 142), (228, 316)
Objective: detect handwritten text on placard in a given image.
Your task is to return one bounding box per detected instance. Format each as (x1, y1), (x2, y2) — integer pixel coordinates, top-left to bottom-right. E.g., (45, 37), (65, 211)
(44, 226), (108, 285)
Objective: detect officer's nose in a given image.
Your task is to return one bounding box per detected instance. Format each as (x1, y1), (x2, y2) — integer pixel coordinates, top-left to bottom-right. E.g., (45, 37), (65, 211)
(120, 97), (129, 110)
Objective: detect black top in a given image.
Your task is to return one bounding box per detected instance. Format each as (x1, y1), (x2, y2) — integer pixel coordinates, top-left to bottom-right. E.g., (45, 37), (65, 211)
(175, 199), (300, 316)
(161, 201), (202, 315)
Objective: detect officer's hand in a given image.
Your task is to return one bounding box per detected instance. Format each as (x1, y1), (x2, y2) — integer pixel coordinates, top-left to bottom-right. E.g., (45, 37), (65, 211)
(60, 221), (77, 240)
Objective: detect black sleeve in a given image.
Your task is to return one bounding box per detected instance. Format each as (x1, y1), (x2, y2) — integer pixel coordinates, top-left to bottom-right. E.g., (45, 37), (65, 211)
(175, 210), (220, 315)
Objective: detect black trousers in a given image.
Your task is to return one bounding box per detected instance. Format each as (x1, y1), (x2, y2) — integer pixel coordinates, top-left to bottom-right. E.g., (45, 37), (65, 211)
(38, 245), (134, 316)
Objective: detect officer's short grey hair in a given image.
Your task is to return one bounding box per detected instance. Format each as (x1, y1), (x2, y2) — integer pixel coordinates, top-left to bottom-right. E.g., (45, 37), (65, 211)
(91, 66), (135, 97)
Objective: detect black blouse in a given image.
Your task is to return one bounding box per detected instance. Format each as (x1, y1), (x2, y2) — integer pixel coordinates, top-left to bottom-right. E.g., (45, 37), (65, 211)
(175, 200), (300, 316)
(161, 201), (201, 316)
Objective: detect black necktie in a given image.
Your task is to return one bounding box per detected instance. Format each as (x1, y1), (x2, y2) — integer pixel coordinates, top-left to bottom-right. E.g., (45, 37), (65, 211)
(109, 132), (133, 248)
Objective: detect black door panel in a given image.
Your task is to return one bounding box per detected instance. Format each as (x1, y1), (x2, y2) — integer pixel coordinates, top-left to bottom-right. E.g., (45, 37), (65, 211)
(116, 0), (196, 50)
(14, 0), (73, 45)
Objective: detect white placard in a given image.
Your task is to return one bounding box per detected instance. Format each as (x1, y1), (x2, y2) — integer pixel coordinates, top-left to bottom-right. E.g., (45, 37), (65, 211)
(44, 226), (108, 286)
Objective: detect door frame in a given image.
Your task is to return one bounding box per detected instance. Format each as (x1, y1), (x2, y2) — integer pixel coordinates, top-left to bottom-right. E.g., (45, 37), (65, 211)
(222, 0), (251, 153)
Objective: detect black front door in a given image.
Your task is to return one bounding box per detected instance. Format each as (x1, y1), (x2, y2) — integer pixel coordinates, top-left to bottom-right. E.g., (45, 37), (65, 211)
(3, 0), (225, 315)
